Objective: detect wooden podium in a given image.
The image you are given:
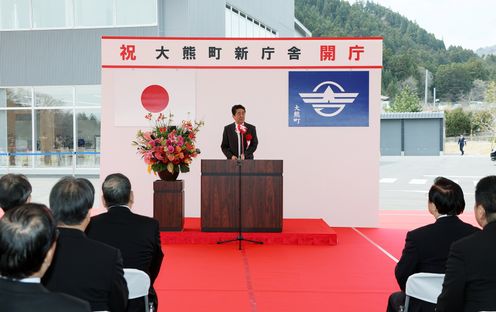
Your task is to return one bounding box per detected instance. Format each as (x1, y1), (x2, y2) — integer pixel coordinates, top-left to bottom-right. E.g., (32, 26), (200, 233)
(201, 159), (283, 232)
(153, 180), (184, 231)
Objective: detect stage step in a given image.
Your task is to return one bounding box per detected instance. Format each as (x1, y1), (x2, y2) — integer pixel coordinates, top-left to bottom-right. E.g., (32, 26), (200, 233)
(160, 218), (337, 245)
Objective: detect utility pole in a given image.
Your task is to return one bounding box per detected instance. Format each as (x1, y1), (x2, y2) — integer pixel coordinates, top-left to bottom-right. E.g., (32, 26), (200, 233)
(433, 87), (436, 106)
(424, 69), (428, 106)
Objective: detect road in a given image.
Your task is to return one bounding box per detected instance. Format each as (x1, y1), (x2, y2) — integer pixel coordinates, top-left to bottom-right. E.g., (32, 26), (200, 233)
(380, 155), (495, 211)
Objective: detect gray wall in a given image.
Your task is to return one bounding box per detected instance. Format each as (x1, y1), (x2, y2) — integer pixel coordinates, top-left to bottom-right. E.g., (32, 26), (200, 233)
(227, 0), (295, 36)
(0, 27), (157, 86)
(161, 0), (225, 36)
(161, 0), (295, 37)
(1, 0), (296, 86)
(380, 116), (444, 156)
(404, 119), (441, 156)
(380, 119), (402, 155)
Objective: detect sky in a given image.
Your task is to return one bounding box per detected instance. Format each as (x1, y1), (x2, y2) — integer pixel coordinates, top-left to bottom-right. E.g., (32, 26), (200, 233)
(345, 0), (496, 51)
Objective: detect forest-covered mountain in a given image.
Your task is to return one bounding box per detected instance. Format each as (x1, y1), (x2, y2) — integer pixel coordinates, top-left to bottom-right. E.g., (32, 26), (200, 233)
(477, 45), (496, 57)
(295, 0), (496, 103)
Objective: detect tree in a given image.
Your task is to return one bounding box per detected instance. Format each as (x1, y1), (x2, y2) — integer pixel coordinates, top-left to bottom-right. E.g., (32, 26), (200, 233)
(295, 0), (494, 101)
(471, 110), (495, 135)
(388, 87), (422, 112)
(469, 80), (487, 102)
(435, 63), (473, 101)
(445, 108), (471, 137)
(486, 81), (496, 104)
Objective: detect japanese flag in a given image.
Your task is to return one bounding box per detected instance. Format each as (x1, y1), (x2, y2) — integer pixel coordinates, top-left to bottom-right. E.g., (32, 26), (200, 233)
(108, 69), (196, 127)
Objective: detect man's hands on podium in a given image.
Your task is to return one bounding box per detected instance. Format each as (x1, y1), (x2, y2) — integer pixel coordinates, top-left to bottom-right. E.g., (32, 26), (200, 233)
(231, 154), (245, 160)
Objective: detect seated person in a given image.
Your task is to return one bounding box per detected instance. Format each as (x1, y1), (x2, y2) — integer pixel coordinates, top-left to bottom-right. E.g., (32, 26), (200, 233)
(0, 203), (90, 311)
(0, 173), (32, 212)
(42, 177), (128, 311)
(387, 177), (479, 312)
(87, 173), (164, 312)
(437, 175), (496, 311)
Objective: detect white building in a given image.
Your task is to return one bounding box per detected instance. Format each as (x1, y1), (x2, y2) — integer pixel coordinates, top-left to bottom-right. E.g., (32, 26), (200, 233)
(0, 0), (310, 174)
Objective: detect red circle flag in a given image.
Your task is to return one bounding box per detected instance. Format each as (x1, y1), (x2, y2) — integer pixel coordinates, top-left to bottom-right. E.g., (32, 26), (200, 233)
(141, 85), (169, 113)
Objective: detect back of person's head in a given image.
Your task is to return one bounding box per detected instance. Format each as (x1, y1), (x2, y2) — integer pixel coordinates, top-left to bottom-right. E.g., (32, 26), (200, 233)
(231, 104), (245, 116)
(102, 173), (132, 207)
(49, 176), (94, 225)
(0, 174), (32, 212)
(475, 175), (496, 217)
(428, 176), (465, 215)
(0, 203), (58, 279)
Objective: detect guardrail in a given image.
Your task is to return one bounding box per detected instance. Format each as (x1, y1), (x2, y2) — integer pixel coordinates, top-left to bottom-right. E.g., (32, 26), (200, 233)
(0, 152), (100, 156)
(0, 151), (100, 175)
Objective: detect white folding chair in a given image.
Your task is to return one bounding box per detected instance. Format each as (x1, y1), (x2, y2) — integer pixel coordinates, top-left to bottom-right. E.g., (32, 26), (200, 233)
(123, 268), (151, 312)
(404, 272), (445, 312)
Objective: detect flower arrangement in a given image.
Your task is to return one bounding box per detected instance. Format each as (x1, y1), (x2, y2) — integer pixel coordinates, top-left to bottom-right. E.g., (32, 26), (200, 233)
(133, 112), (204, 175)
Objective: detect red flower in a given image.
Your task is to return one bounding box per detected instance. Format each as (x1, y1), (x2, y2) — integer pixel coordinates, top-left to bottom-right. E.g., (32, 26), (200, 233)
(246, 133), (252, 141)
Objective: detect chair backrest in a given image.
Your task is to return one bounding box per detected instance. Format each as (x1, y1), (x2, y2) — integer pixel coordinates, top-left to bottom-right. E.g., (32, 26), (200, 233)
(405, 272), (445, 304)
(123, 268), (151, 299)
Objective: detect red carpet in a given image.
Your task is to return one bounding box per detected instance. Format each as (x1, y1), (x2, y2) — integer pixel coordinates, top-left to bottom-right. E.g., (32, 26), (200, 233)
(160, 218), (337, 245)
(155, 228), (400, 312)
(152, 211), (471, 311)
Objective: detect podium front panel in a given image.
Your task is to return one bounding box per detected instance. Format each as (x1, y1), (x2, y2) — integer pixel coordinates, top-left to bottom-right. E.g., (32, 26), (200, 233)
(201, 159), (283, 232)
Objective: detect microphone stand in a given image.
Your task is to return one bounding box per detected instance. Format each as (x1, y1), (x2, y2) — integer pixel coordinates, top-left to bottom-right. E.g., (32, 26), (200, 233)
(217, 131), (263, 250)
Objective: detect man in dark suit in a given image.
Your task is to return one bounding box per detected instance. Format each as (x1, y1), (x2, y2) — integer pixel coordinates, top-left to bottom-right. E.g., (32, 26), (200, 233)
(0, 173), (32, 212)
(437, 175), (496, 311)
(86, 173), (164, 312)
(42, 177), (128, 312)
(387, 177), (479, 312)
(0, 203), (91, 312)
(221, 104), (258, 160)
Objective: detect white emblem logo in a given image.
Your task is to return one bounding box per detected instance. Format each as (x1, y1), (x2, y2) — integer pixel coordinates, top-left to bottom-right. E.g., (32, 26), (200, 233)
(299, 81), (359, 117)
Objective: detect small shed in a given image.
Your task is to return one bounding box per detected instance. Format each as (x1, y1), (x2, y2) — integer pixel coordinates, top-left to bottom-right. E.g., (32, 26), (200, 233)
(380, 112), (445, 156)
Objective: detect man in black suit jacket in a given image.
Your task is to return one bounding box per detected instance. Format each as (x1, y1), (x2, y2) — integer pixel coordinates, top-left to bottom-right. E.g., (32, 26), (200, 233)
(86, 173), (164, 312)
(387, 177), (479, 312)
(221, 104), (258, 160)
(42, 177), (128, 312)
(437, 175), (496, 312)
(0, 203), (90, 312)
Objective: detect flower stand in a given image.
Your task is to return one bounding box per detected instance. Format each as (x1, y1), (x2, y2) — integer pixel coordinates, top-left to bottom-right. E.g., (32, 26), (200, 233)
(153, 180), (184, 231)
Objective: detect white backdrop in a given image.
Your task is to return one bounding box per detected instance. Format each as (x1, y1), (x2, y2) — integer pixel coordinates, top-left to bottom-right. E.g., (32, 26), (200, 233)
(100, 37), (382, 227)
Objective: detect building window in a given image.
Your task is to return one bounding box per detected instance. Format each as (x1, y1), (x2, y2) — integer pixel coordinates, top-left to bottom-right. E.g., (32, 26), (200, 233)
(34, 108), (73, 168)
(76, 109), (100, 168)
(32, 0), (73, 29)
(225, 4), (277, 38)
(0, 85), (101, 172)
(116, 0), (156, 26)
(0, 0), (30, 29)
(74, 0), (113, 27)
(0, 0), (157, 30)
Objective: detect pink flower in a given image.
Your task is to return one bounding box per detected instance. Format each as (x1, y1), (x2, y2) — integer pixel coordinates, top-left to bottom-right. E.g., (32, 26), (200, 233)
(143, 152), (153, 164)
(143, 131), (152, 141)
(133, 113), (204, 174)
(177, 136), (184, 146)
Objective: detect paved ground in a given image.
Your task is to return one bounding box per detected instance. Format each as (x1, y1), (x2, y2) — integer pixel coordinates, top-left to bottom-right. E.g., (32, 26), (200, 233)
(9, 153), (495, 213)
(380, 155), (495, 211)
